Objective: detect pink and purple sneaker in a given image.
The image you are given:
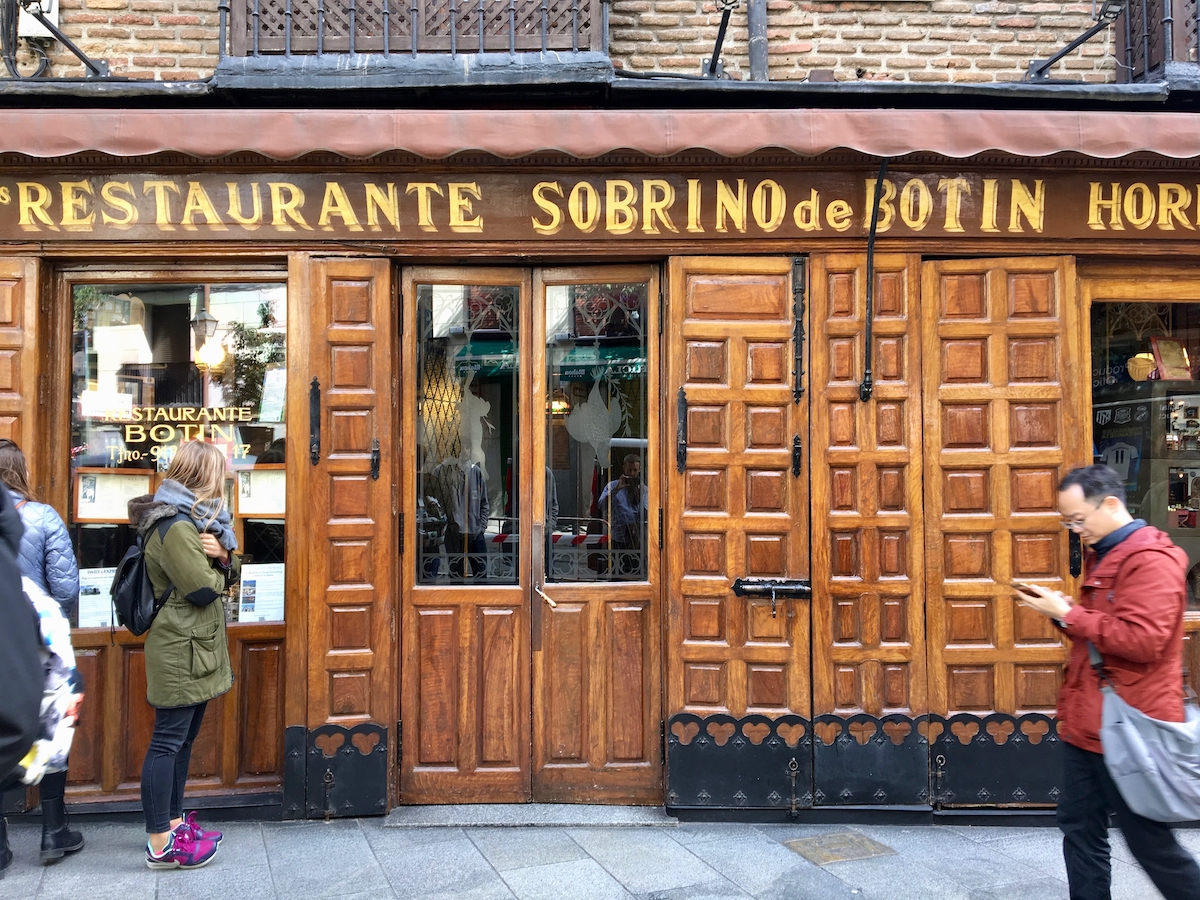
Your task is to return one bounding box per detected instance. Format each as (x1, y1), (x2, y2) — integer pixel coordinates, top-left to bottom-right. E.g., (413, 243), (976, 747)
(183, 811), (223, 845)
(145, 826), (219, 870)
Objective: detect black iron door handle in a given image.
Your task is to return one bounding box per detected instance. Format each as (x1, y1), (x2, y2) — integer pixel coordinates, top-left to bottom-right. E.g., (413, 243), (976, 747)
(676, 387), (688, 473)
(370, 439), (380, 480)
(792, 435), (802, 477)
(309, 377), (321, 466)
(1069, 530), (1082, 577)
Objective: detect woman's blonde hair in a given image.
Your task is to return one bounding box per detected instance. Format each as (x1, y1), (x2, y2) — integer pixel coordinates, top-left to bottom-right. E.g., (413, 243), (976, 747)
(0, 439), (35, 501)
(163, 440), (226, 525)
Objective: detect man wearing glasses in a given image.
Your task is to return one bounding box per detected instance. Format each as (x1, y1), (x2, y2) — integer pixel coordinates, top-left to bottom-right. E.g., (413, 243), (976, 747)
(1017, 464), (1200, 900)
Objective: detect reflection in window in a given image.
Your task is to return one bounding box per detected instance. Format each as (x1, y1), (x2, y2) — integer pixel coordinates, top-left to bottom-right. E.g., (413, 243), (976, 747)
(1091, 301), (1200, 609)
(416, 284), (520, 584)
(545, 283), (649, 582)
(70, 283), (287, 626)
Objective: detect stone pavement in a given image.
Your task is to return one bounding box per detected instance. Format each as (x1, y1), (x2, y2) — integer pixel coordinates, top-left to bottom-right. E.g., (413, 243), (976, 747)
(3, 814), (1197, 900)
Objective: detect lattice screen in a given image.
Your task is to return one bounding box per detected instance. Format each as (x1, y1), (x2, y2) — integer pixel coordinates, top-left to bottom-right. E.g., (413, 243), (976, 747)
(230, 0), (599, 55)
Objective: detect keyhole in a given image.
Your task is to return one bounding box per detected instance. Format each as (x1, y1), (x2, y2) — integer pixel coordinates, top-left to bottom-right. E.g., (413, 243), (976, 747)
(770, 587), (777, 618)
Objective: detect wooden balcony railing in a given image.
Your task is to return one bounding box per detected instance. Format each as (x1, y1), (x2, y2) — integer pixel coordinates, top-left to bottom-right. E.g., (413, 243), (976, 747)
(220, 0), (605, 57)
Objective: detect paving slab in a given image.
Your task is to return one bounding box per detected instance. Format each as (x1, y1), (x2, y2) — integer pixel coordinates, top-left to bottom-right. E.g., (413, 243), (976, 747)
(500, 857), (633, 900)
(566, 827), (718, 895)
(385, 804), (675, 828)
(850, 825), (1042, 890)
(155, 861), (277, 900)
(633, 880), (753, 900)
(968, 875), (1070, 900)
(681, 830), (856, 898)
(2, 823), (45, 899)
(367, 828), (505, 900)
(822, 854), (975, 900)
(262, 820), (390, 899)
(466, 826), (590, 871)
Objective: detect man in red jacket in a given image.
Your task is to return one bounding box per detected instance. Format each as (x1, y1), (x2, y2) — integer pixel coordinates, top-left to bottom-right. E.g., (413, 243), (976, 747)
(1018, 464), (1200, 900)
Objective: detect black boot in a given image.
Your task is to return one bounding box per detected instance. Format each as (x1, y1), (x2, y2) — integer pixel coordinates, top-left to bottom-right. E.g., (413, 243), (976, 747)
(40, 796), (83, 862)
(1, 816), (11, 878)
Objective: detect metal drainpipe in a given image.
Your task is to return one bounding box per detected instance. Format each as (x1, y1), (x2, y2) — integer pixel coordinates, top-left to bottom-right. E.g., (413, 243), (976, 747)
(748, 0), (768, 81)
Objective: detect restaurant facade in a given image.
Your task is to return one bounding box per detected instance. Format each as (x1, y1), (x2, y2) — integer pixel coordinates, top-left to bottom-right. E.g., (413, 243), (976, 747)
(4, 106), (1200, 819)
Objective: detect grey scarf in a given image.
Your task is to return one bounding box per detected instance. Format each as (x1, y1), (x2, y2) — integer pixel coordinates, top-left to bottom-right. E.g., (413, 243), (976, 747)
(154, 478), (238, 552)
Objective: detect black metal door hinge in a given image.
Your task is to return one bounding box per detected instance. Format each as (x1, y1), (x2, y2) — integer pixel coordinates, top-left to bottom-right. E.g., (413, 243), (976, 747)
(309, 377), (321, 465)
(660, 720), (666, 764)
(658, 508), (663, 547)
(676, 388), (688, 473)
(396, 720), (403, 765)
(792, 257), (806, 402)
(398, 512), (405, 555)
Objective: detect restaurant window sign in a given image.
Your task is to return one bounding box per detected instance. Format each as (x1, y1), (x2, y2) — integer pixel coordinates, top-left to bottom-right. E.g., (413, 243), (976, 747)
(69, 282), (288, 628)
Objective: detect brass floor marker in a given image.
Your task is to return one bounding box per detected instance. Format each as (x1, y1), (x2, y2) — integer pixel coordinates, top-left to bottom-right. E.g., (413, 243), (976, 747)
(784, 832), (897, 865)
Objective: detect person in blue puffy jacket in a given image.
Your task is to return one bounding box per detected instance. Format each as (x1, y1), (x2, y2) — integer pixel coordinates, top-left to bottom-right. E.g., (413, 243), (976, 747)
(0, 440), (84, 865)
(0, 440), (79, 616)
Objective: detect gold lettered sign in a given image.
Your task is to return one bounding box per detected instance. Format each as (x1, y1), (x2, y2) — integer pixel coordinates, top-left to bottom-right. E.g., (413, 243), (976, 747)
(1, 171), (1198, 240)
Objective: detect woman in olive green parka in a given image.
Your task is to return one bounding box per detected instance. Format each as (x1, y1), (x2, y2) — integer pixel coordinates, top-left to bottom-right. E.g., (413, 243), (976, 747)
(130, 441), (239, 870)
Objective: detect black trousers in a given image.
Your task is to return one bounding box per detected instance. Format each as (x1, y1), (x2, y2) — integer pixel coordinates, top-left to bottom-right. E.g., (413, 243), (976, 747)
(139, 702), (207, 834)
(1059, 740), (1200, 900)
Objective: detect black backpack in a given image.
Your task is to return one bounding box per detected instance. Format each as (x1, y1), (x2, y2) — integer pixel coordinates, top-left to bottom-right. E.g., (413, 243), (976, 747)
(110, 513), (195, 636)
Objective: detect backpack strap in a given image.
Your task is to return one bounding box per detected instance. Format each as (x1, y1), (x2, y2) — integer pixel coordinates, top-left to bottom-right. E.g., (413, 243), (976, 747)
(151, 512), (200, 608)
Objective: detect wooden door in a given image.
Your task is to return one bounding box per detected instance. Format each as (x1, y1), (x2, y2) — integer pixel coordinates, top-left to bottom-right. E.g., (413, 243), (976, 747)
(303, 257), (397, 734)
(923, 258), (1081, 718)
(531, 267), (662, 803)
(665, 257), (811, 720)
(400, 268), (532, 803)
(810, 253), (926, 719)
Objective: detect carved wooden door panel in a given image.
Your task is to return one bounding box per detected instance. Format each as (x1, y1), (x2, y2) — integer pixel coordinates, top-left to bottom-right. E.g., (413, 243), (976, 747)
(0, 258), (42, 459)
(303, 257), (397, 812)
(923, 258), (1081, 721)
(808, 253), (930, 806)
(400, 268), (532, 803)
(664, 258), (811, 752)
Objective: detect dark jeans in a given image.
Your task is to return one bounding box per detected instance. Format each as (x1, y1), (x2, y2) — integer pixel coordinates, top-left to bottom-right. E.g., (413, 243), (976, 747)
(1059, 740), (1200, 900)
(140, 702), (206, 834)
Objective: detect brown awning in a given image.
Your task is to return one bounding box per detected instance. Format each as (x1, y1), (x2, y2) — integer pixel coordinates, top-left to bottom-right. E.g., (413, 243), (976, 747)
(6, 108), (1200, 161)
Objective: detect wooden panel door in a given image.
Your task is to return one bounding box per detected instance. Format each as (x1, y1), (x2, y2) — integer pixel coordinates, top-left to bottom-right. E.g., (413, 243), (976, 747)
(809, 253), (927, 718)
(304, 258), (396, 730)
(400, 268), (531, 803)
(923, 258), (1081, 716)
(665, 257), (810, 719)
(0, 258), (41, 465)
(531, 267), (662, 803)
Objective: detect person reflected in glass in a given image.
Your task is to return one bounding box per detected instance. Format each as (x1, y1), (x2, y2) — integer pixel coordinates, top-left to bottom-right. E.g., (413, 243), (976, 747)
(599, 454), (647, 577)
(434, 452), (490, 581)
(601, 307), (637, 339)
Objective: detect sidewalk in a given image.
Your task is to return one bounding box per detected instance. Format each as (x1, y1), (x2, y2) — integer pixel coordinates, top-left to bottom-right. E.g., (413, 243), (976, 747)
(4, 814), (1194, 900)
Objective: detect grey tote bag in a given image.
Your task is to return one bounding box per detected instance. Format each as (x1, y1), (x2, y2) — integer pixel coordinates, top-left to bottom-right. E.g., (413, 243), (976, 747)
(1091, 643), (1200, 823)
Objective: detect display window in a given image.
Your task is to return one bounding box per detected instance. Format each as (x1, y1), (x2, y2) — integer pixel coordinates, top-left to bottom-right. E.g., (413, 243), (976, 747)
(69, 281), (288, 626)
(1091, 300), (1200, 608)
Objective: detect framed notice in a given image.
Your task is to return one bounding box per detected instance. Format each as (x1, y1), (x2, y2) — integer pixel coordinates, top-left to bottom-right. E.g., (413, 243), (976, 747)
(77, 567), (116, 629)
(74, 471), (152, 523)
(258, 366), (286, 423)
(238, 563), (285, 623)
(1152, 337), (1193, 381)
(236, 467), (285, 517)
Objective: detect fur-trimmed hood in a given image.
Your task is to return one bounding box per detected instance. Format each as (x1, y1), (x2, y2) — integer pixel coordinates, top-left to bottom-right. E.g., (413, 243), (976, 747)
(126, 494), (180, 537)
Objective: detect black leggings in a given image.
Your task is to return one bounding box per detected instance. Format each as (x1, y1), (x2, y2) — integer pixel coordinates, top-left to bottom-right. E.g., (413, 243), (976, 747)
(39, 768), (66, 804)
(139, 702), (206, 834)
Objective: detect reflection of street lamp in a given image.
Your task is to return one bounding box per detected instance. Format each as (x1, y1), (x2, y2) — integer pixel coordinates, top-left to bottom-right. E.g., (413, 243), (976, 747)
(190, 306), (225, 373)
(548, 388), (572, 416)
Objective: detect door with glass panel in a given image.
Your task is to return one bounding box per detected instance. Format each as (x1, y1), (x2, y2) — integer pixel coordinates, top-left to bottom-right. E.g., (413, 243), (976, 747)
(400, 266), (661, 803)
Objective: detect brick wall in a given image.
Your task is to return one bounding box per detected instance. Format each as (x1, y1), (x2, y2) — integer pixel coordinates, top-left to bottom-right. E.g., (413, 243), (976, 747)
(609, 1), (1118, 83)
(16, 0), (219, 79)
(10, 0), (1116, 83)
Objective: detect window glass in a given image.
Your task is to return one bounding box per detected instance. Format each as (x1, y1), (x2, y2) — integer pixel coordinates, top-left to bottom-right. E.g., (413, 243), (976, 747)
(1090, 301), (1200, 609)
(544, 282), (649, 582)
(70, 282), (287, 627)
(416, 283), (520, 584)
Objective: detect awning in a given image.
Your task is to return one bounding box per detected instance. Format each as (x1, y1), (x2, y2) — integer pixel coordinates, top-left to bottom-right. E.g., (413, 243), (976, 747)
(6, 108), (1200, 161)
